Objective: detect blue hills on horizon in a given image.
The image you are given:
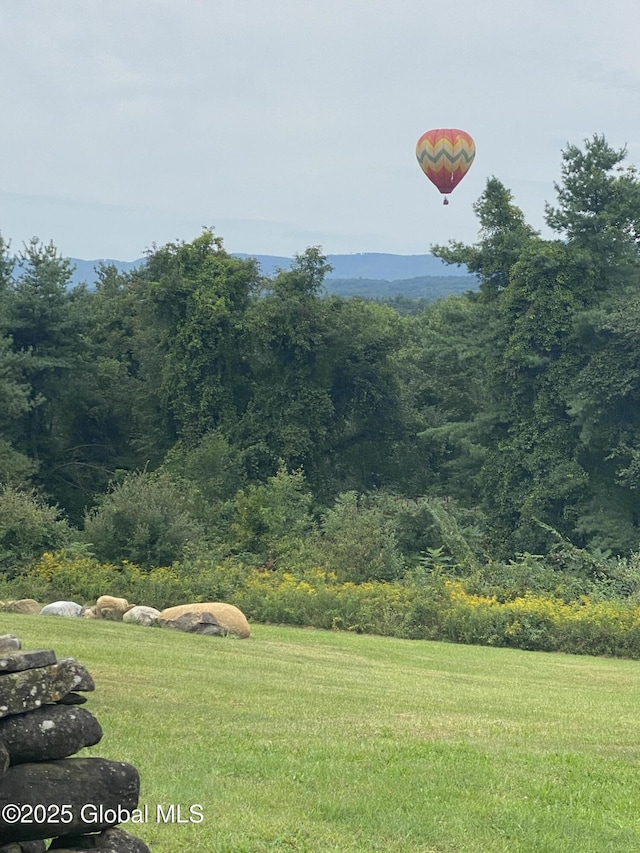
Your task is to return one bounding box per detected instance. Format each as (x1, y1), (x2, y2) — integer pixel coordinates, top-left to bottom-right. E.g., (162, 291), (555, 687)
(67, 252), (471, 285)
(63, 252), (476, 301)
(232, 252), (471, 281)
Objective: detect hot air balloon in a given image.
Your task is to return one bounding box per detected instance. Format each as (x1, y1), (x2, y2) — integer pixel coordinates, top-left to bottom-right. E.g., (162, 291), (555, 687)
(416, 128), (475, 204)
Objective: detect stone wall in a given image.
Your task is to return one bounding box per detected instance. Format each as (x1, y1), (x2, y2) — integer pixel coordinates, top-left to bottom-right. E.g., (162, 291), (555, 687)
(0, 634), (150, 852)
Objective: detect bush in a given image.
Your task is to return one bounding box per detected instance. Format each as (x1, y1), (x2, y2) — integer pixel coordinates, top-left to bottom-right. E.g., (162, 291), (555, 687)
(82, 471), (207, 569)
(161, 431), (246, 504)
(9, 550), (138, 604)
(0, 487), (72, 577)
(311, 491), (406, 582)
(227, 465), (314, 566)
(2, 550), (258, 612)
(461, 552), (596, 603)
(7, 549), (640, 661)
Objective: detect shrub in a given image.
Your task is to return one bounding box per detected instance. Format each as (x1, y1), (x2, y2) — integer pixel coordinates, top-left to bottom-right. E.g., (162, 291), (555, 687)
(7, 549), (640, 661)
(161, 430), (246, 504)
(3, 550), (259, 612)
(227, 464), (314, 566)
(82, 471), (207, 569)
(0, 487), (72, 577)
(461, 552), (595, 603)
(311, 491), (406, 582)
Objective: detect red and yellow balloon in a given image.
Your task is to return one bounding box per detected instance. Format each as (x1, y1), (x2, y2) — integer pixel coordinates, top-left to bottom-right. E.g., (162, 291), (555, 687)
(416, 128), (475, 204)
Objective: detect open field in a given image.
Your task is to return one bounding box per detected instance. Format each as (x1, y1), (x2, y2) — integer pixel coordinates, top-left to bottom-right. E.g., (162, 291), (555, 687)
(2, 615), (640, 853)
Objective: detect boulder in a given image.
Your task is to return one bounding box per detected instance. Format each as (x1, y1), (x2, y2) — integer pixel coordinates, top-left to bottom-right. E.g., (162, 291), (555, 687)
(49, 827), (150, 851)
(158, 610), (224, 635)
(0, 658), (94, 719)
(158, 602), (250, 638)
(40, 602), (83, 618)
(81, 606), (98, 619)
(0, 706), (103, 764)
(95, 597), (133, 621)
(0, 758), (140, 843)
(0, 600), (41, 616)
(0, 644), (147, 853)
(56, 659), (95, 692)
(0, 636), (20, 652)
(122, 606), (160, 627)
(0, 650), (56, 674)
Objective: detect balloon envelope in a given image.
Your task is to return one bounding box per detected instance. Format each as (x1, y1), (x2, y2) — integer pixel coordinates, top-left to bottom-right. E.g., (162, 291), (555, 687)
(416, 129), (475, 196)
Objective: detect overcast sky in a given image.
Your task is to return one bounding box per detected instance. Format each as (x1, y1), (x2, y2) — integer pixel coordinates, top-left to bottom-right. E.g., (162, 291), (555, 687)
(2, 0), (640, 261)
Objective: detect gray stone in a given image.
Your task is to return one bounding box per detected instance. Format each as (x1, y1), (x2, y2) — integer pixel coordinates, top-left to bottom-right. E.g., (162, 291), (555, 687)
(39, 602), (83, 618)
(122, 606), (159, 627)
(0, 637), (20, 653)
(0, 758), (140, 842)
(0, 650), (56, 674)
(0, 706), (103, 764)
(0, 659), (94, 719)
(0, 741), (7, 778)
(0, 843), (46, 852)
(57, 693), (88, 706)
(49, 827), (150, 851)
(158, 610), (225, 635)
(159, 601), (250, 638)
(56, 660), (95, 692)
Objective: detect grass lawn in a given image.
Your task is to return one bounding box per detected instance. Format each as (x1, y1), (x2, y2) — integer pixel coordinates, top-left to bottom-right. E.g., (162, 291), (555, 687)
(2, 614), (640, 852)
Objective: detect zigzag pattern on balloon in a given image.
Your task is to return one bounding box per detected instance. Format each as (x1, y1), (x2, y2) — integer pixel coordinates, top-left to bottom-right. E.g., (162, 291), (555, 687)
(416, 145), (475, 168)
(416, 154), (475, 179)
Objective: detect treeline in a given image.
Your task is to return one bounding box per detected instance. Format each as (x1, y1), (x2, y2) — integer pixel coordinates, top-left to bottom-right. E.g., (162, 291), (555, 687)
(324, 275), (476, 302)
(3, 135), (640, 611)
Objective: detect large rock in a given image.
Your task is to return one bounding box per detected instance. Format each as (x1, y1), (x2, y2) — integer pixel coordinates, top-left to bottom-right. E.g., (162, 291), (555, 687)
(0, 758), (140, 843)
(0, 659), (94, 719)
(159, 610), (224, 635)
(122, 606), (159, 627)
(0, 600), (41, 616)
(40, 602), (83, 618)
(49, 827), (150, 851)
(94, 597), (133, 622)
(0, 842), (47, 852)
(56, 659), (95, 692)
(159, 602), (250, 638)
(0, 650), (56, 674)
(0, 706), (102, 764)
(0, 636), (20, 652)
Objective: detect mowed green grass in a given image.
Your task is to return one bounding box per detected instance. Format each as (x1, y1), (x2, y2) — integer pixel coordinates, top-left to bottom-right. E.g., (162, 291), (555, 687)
(3, 616), (640, 853)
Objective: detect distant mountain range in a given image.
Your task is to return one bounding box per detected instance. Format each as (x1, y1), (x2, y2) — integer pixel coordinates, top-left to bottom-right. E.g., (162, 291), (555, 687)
(232, 253), (471, 281)
(65, 252), (477, 301)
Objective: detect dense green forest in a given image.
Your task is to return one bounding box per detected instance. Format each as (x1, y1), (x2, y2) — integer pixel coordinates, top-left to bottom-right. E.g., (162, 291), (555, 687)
(3, 135), (640, 610)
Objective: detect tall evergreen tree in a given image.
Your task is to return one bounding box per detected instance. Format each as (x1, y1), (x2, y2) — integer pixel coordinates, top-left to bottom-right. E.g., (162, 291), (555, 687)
(4, 239), (92, 512)
(545, 134), (640, 289)
(433, 177), (538, 299)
